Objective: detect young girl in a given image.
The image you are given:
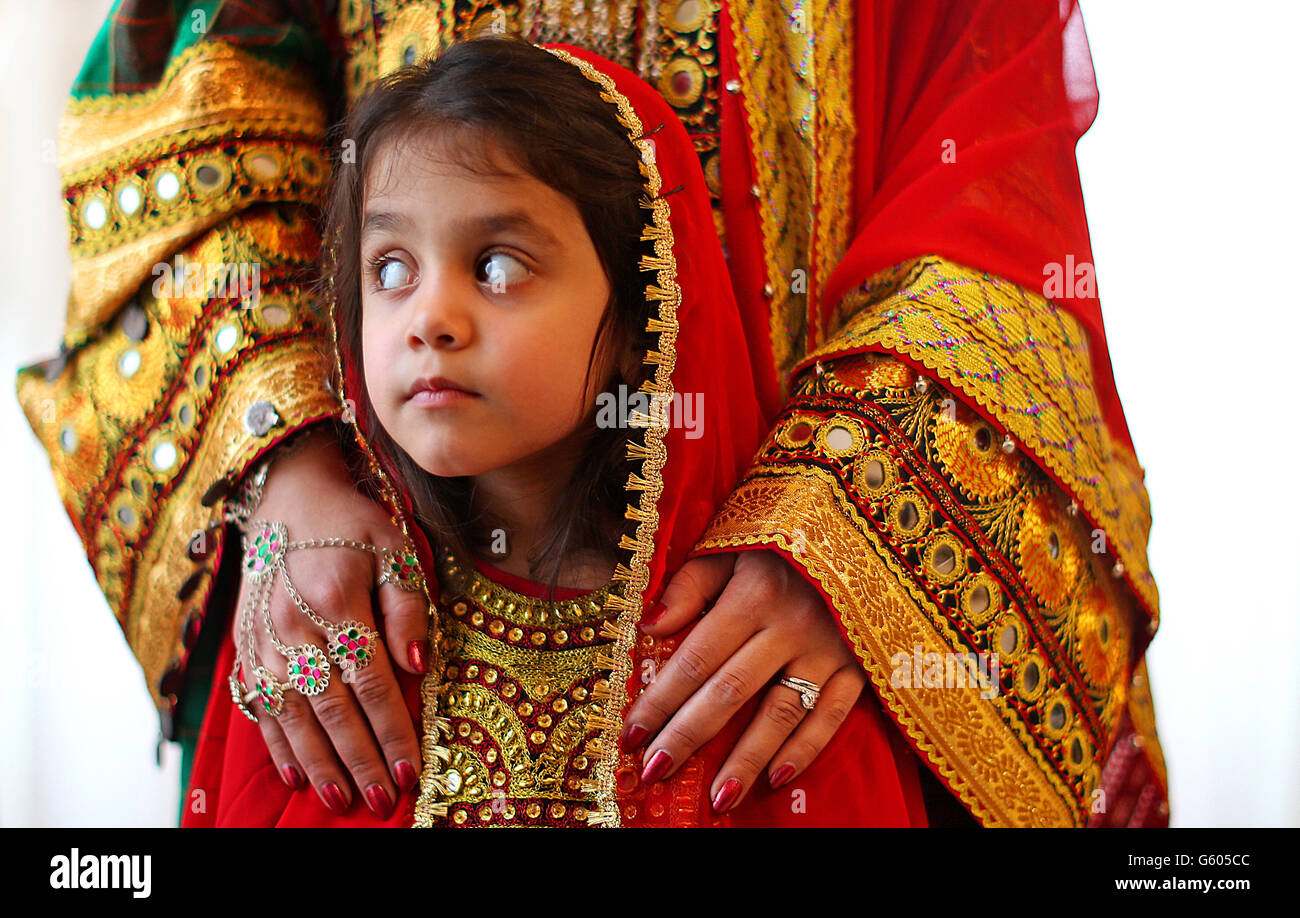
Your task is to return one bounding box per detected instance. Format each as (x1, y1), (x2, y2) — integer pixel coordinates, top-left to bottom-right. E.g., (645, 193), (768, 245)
(184, 35), (931, 827)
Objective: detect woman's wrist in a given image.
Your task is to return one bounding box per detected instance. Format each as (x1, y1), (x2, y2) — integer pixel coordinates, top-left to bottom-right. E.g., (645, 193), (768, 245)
(258, 420), (352, 507)
(228, 421), (346, 522)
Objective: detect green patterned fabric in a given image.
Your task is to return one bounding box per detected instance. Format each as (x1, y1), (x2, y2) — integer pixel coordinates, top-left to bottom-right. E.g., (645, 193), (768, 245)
(71, 0), (336, 100)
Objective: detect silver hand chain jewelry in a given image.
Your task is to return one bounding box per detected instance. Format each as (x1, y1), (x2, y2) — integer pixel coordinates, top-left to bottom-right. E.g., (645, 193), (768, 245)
(223, 444), (426, 721)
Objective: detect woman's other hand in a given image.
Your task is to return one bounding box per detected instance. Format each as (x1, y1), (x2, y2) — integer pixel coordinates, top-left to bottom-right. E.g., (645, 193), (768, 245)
(620, 550), (866, 814)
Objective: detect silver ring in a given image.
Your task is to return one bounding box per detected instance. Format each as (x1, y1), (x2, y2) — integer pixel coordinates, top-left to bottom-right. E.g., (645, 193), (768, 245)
(777, 675), (822, 710)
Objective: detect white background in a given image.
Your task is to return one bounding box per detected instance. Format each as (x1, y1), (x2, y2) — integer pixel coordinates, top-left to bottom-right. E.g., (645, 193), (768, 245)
(1, 1), (1296, 827)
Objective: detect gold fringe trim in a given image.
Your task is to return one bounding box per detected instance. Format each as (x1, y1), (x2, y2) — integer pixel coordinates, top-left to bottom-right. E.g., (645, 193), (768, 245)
(639, 253), (674, 273)
(640, 222), (670, 242)
(610, 562), (635, 582)
(616, 535), (651, 554)
(624, 504), (653, 523)
(598, 620), (627, 641)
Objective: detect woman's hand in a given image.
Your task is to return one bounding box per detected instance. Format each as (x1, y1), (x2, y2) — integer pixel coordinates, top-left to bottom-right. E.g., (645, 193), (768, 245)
(231, 426), (431, 818)
(619, 549), (866, 814)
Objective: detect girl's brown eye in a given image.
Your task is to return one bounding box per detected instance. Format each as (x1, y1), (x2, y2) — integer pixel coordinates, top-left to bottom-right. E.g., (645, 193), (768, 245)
(377, 259), (414, 290)
(477, 252), (529, 291)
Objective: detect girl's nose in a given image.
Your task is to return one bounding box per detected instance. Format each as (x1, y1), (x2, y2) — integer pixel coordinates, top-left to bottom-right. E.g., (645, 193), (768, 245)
(406, 272), (473, 350)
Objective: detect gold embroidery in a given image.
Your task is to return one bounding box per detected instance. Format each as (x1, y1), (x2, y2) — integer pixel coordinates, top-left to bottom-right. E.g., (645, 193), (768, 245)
(692, 352), (1154, 826)
(58, 45), (322, 175)
(425, 549), (615, 826)
(696, 471), (1075, 827)
(808, 257), (1160, 622)
(727, 0), (855, 387)
(808, 0), (855, 353)
(58, 44), (327, 343)
(450, 624), (605, 701)
(437, 548), (612, 627)
(125, 339), (337, 712)
(931, 403), (1021, 501)
(376, 3), (446, 75)
(535, 47), (681, 829)
(18, 207), (338, 716)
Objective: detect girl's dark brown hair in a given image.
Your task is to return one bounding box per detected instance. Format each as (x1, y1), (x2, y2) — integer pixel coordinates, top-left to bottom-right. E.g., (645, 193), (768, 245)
(322, 35), (655, 593)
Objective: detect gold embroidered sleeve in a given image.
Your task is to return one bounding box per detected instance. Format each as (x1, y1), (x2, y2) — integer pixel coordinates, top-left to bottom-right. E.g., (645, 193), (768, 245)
(14, 34), (339, 728)
(692, 256), (1169, 827)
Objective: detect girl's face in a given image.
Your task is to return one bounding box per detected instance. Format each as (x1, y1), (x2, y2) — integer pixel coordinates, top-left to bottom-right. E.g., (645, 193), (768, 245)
(359, 131), (612, 481)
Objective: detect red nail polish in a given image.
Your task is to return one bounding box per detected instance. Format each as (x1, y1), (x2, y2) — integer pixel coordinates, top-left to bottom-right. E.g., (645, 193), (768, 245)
(365, 784), (394, 820)
(641, 749), (673, 784)
(620, 723), (649, 752)
(395, 759), (418, 792)
(320, 782), (349, 813)
(642, 601), (668, 627)
(280, 764), (303, 788)
(769, 764), (795, 789)
(407, 640), (429, 674)
(712, 778), (742, 813)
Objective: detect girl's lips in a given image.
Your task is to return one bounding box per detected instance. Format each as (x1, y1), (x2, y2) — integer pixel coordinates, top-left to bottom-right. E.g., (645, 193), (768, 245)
(407, 375), (480, 407)
(408, 388), (478, 407)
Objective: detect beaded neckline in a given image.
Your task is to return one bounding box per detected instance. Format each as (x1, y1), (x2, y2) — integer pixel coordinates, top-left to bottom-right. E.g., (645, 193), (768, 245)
(434, 546), (614, 628)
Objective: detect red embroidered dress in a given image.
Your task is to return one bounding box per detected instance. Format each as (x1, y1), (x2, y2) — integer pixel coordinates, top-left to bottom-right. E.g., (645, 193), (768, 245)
(22, 2), (1166, 828)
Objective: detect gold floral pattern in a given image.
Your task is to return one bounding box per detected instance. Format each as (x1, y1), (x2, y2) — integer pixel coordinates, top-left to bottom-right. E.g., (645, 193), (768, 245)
(728, 0), (855, 383)
(58, 43), (328, 346)
(806, 257), (1160, 621)
(693, 348), (1166, 827)
(17, 207), (340, 720)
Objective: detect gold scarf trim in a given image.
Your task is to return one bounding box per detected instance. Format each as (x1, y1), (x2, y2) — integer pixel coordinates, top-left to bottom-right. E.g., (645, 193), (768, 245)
(538, 46), (681, 829)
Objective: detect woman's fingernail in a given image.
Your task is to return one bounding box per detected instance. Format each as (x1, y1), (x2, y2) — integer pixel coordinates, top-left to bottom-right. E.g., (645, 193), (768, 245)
(365, 784), (394, 820)
(620, 723), (649, 752)
(395, 759), (418, 792)
(319, 782), (349, 813)
(641, 749), (673, 784)
(712, 778), (743, 813)
(641, 601), (668, 628)
(769, 764), (795, 789)
(280, 764), (304, 788)
(407, 640), (429, 674)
